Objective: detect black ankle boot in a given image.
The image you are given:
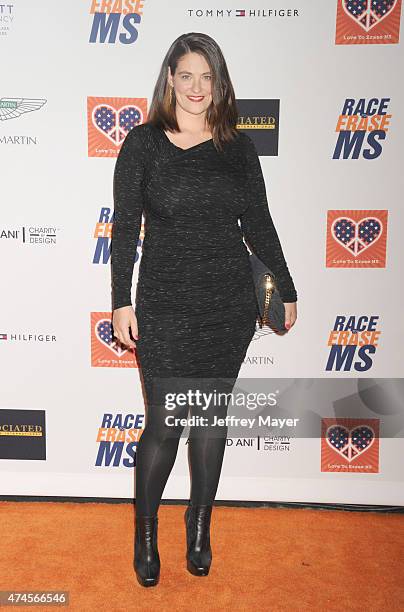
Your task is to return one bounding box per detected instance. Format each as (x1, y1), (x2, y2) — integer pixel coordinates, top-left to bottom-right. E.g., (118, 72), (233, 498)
(185, 503), (213, 576)
(134, 515), (160, 587)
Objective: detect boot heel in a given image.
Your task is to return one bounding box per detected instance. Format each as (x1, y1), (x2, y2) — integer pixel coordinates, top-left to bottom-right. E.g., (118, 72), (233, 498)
(185, 503), (212, 576)
(134, 515), (160, 587)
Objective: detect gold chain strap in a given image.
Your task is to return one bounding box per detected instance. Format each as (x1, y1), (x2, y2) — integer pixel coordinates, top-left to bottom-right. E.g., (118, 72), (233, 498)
(258, 274), (275, 328)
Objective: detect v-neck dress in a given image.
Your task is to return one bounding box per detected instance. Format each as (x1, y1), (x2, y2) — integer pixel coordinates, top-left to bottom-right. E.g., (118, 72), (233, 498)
(111, 122), (297, 384)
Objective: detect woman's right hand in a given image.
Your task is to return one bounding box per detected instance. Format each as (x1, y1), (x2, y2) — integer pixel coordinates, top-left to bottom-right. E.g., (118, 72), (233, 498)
(112, 305), (138, 349)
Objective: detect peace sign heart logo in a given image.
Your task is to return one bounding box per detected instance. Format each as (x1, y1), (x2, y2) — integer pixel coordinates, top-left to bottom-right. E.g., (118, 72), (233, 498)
(92, 104), (143, 145)
(331, 216), (382, 256)
(96, 319), (128, 357)
(326, 424), (375, 462)
(342, 0), (397, 32)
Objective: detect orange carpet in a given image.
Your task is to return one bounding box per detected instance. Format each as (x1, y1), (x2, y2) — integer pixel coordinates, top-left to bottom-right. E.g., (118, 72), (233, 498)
(0, 502), (403, 611)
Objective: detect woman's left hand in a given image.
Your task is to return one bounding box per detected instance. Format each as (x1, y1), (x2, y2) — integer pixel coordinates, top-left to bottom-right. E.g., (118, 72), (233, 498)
(284, 302), (297, 332)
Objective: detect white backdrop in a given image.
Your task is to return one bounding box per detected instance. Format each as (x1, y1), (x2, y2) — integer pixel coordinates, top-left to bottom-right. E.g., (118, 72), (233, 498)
(1, 1), (403, 504)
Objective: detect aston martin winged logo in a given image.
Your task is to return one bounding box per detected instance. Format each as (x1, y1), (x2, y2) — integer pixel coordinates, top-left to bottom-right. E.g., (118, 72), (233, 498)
(0, 98), (47, 121)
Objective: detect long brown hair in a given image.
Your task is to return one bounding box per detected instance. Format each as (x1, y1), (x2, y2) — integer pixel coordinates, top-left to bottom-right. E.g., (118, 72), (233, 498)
(147, 32), (239, 152)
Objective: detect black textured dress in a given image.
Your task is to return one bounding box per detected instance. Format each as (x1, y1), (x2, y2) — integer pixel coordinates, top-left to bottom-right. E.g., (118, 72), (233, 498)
(111, 122), (297, 383)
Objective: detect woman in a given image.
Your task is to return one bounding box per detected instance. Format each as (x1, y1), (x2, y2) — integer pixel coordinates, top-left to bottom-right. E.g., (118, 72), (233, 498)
(111, 32), (297, 587)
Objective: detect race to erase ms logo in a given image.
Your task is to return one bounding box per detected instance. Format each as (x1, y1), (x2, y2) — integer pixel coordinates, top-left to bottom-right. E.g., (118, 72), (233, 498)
(325, 315), (381, 372)
(91, 312), (140, 368)
(87, 96), (147, 157)
(92, 206), (145, 265)
(95, 413), (145, 467)
(89, 0), (145, 44)
(335, 0), (402, 44)
(326, 210), (388, 267)
(333, 98), (392, 159)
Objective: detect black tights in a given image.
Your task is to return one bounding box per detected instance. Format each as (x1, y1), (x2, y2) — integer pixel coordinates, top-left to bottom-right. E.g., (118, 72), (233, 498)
(135, 376), (234, 517)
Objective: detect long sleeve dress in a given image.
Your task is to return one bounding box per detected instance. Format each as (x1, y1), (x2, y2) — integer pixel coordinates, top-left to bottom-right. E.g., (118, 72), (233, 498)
(111, 122), (297, 386)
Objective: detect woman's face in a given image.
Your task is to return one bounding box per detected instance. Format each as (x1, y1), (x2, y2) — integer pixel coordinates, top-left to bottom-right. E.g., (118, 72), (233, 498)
(168, 52), (213, 118)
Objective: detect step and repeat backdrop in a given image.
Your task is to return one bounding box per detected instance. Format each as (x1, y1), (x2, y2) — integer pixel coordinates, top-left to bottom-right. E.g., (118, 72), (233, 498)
(1, 1), (403, 504)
